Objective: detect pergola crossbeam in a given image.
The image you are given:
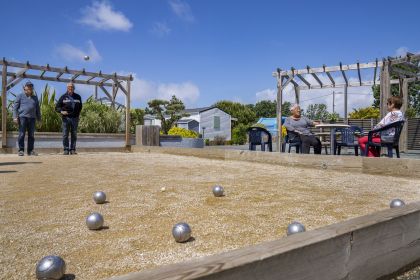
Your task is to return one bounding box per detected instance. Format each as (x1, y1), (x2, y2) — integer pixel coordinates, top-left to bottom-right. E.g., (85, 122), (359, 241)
(357, 62), (362, 86)
(326, 72), (335, 86)
(0, 60), (132, 81)
(2, 72), (114, 87)
(340, 63), (348, 85)
(7, 68), (28, 84)
(311, 73), (323, 88)
(296, 74), (311, 88)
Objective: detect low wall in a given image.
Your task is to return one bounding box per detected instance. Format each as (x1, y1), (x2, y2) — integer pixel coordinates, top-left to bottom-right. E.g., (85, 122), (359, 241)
(131, 146), (420, 179)
(0, 132), (135, 149)
(110, 201), (420, 280)
(160, 135), (204, 148)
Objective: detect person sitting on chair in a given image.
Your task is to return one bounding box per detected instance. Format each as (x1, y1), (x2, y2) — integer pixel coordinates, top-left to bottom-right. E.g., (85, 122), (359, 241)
(284, 104), (322, 154)
(358, 96), (404, 157)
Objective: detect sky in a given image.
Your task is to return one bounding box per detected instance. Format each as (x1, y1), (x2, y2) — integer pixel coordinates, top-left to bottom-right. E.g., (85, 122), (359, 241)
(1, 0), (419, 116)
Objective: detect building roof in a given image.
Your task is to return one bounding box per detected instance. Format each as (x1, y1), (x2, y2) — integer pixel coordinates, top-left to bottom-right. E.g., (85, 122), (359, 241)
(183, 106), (214, 114)
(177, 119), (198, 124)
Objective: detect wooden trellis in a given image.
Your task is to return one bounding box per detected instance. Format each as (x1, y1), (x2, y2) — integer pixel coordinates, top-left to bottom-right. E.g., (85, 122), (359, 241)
(0, 58), (133, 148)
(273, 53), (420, 153)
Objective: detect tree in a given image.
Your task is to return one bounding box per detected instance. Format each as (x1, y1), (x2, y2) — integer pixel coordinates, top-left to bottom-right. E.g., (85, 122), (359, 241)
(213, 100), (256, 127)
(130, 108), (145, 134)
(147, 95), (188, 134)
(304, 104), (329, 120)
(253, 100), (291, 118)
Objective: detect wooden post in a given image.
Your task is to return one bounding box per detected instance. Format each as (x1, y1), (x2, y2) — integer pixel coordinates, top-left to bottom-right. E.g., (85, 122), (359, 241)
(380, 60), (391, 118)
(94, 85), (98, 100)
(125, 80), (131, 148)
(276, 69), (283, 153)
(344, 85), (348, 123)
(1, 62), (7, 148)
(294, 85), (300, 104)
(400, 78), (408, 152)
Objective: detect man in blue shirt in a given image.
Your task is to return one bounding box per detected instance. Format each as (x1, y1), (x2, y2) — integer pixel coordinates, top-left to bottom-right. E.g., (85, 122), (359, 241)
(13, 81), (41, 156)
(55, 82), (83, 155)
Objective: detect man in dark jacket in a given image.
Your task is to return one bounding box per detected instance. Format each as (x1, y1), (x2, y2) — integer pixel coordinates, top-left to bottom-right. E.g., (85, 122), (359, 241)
(13, 81), (41, 156)
(55, 82), (83, 155)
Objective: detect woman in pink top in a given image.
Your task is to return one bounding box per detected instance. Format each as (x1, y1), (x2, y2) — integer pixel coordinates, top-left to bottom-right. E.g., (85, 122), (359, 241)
(358, 96), (404, 157)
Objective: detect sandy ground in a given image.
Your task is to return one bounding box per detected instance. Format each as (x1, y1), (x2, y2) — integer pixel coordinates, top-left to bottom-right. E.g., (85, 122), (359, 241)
(0, 152), (419, 280)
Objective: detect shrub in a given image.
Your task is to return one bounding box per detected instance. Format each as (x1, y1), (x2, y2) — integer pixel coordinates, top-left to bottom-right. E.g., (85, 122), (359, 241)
(78, 96), (124, 133)
(213, 135), (226, 145)
(232, 123), (249, 145)
(168, 127), (199, 138)
(349, 107), (380, 119)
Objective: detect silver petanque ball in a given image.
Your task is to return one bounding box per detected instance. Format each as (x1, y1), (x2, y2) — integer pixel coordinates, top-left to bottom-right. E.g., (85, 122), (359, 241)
(93, 191), (107, 204)
(84, 55), (90, 61)
(286, 221), (306, 236)
(36, 255), (66, 280)
(212, 185), (224, 197)
(172, 222), (192, 243)
(390, 199), (406, 208)
(86, 212), (104, 230)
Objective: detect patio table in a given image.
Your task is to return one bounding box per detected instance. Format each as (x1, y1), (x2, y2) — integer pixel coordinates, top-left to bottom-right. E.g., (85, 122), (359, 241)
(315, 123), (350, 155)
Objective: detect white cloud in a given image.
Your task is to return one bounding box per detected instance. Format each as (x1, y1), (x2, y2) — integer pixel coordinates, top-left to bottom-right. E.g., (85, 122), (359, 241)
(256, 88), (276, 101)
(55, 40), (102, 62)
(123, 74), (200, 107)
(150, 22), (171, 37)
(169, 0), (195, 22)
(395, 46), (409, 57)
(79, 1), (133, 31)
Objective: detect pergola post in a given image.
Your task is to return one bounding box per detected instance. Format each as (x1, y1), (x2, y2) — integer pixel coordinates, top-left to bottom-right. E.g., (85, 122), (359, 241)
(380, 60), (391, 118)
(294, 85), (300, 104)
(400, 78), (408, 153)
(276, 69), (283, 153)
(1, 62), (7, 148)
(344, 85), (348, 123)
(125, 79), (131, 148)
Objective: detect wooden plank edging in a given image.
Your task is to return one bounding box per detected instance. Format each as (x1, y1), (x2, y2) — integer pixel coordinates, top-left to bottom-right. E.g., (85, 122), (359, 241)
(109, 202), (420, 280)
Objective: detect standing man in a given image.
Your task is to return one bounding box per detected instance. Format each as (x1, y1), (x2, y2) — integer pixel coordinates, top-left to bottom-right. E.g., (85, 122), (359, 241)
(55, 82), (82, 155)
(13, 81), (41, 156)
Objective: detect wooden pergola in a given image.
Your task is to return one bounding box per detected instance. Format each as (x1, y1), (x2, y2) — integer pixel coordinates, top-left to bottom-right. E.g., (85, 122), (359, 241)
(0, 58), (133, 148)
(273, 53), (420, 153)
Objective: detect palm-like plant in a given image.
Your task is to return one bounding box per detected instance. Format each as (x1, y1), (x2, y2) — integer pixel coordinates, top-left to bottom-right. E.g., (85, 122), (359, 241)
(36, 85), (62, 132)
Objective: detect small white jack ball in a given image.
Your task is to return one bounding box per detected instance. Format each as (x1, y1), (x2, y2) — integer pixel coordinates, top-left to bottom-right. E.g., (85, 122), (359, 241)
(161, 187), (166, 192)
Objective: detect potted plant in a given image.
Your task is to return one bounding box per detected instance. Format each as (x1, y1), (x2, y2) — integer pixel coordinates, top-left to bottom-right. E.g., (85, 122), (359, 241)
(327, 112), (339, 124)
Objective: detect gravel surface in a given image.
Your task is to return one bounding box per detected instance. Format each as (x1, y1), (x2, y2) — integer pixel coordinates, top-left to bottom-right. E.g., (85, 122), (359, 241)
(0, 152), (419, 280)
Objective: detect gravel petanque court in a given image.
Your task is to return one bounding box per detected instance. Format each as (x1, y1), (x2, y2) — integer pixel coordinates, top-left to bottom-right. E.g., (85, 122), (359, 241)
(1, 152), (419, 280)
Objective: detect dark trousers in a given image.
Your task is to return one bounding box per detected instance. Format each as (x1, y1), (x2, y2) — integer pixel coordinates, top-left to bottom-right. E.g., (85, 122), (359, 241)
(18, 117), (36, 153)
(300, 134), (322, 154)
(62, 117), (79, 151)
